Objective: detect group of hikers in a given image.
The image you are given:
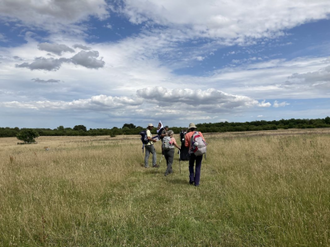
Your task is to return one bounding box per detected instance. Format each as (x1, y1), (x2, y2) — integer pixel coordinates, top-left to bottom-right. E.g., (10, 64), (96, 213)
(141, 122), (207, 187)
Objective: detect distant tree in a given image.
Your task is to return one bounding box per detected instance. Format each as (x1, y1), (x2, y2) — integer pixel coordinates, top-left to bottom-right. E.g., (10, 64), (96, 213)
(16, 129), (39, 143)
(122, 123), (136, 129)
(73, 125), (87, 132)
(57, 126), (65, 131)
(325, 116), (330, 125)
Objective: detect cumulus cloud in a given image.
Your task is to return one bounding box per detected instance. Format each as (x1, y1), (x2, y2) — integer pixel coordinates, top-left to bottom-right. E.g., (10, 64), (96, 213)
(0, 86), (270, 120)
(136, 87), (270, 113)
(15, 50), (105, 70)
(16, 57), (66, 71)
(38, 43), (75, 55)
(71, 50), (105, 69)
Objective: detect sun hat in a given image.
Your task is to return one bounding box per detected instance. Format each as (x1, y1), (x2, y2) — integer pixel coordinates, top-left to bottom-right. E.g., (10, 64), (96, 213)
(188, 123), (197, 130)
(148, 123), (154, 127)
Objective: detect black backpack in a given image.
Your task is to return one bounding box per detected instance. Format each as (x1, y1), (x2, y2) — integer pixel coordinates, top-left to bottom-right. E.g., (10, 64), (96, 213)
(140, 130), (149, 144)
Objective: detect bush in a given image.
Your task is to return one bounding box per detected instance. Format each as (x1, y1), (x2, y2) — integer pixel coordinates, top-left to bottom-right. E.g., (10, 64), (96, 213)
(16, 129), (39, 143)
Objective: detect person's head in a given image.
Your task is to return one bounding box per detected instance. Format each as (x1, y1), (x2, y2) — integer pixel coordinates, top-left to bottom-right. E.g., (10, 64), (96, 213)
(147, 123), (154, 130)
(188, 123), (197, 132)
(167, 130), (174, 136)
(164, 126), (169, 130)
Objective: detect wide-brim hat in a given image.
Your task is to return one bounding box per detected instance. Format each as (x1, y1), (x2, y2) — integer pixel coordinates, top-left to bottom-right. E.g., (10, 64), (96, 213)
(188, 123), (197, 130)
(148, 123), (154, 127)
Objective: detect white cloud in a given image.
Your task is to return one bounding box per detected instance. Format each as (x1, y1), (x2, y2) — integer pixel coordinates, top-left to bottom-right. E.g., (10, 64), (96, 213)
(0, 94), (143, 111)
(104, 23), (112, 29)
(136, 87), (270, 113)
(0, 33), (7, 42)
(0, 87), (270, 120)
(120, 0), (330, 42)
(273, 100), (290, 108)
(1, 1), (330, 128)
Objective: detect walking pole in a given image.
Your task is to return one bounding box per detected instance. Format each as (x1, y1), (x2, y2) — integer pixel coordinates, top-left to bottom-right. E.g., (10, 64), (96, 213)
(179, 150), (181, 174)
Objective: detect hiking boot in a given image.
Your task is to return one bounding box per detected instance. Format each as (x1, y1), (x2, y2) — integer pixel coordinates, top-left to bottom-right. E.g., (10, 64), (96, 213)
(152, 164), (159, 168)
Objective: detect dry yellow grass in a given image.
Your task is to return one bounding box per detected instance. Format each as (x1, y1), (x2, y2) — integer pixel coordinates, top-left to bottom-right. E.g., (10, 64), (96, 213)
(0, 129), (329, 246)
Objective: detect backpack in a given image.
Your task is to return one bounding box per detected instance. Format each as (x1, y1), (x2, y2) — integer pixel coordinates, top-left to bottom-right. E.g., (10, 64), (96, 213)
(190, 131), (207, 156)
(140, 130), (149, 144)
(162, 136), (173, 150)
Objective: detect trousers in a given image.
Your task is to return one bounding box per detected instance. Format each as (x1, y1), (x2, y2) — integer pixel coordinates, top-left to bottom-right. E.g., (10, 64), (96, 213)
(144, 144), (157, 167)
(189, 153), (203, 186)
(164, 148), (175, 175)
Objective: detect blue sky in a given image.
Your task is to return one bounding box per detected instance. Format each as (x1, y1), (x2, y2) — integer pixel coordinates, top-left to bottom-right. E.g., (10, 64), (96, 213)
(1, 0), (330, 129)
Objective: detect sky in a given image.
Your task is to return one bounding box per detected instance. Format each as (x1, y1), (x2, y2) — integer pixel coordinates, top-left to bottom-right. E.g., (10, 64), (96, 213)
(1, 0), (330, 129)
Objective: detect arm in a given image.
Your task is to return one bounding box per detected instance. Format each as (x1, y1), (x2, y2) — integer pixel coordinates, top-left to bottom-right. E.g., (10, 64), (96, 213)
(171, 137), (181, 150)
(147, 129), (157, 142)
(184, 132), (191, 148)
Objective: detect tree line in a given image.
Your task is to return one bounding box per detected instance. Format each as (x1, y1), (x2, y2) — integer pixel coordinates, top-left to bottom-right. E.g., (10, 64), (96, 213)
(1, 117), (330, 139)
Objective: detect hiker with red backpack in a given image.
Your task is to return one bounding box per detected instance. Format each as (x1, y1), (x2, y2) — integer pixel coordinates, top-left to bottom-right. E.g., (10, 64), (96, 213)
(184, 123), (207, 186)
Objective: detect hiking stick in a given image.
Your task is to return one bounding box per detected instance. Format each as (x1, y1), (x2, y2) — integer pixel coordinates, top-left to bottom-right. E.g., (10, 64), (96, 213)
(179, 150), (181, 174)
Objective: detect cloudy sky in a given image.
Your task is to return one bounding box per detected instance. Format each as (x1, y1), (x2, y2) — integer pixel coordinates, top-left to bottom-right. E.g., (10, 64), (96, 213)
(1, 0), (330, 129)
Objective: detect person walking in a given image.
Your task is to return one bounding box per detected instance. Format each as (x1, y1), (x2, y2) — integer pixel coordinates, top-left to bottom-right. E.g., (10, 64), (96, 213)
(184, 123), (206, 186)
(160, 125), (169, 154)
(163, 130), (181, 176)
(144, 123), (159, 168)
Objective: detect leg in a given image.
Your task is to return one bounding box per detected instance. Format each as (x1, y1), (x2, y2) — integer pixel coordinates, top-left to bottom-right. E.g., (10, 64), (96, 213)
(144, 145), (151, 168)
(189, 154), (196, 184)
(194, 155), (203, 186)
(164, 149), (174, 175)
(164, 151), (170, 176)
(150, 145), (157, 167)
(168, 149), (174, 173)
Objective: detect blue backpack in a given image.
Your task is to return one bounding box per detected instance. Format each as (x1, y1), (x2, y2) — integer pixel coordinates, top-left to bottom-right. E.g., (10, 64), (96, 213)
(140, 130), (149, 144)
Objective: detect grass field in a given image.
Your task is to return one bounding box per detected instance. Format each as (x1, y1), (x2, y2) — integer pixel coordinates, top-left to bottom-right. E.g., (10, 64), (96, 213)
(0, 129), (329, 246)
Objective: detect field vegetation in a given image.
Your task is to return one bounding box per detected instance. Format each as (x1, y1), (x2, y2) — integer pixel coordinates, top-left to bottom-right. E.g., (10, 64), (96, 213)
(0, 129), (329, 246)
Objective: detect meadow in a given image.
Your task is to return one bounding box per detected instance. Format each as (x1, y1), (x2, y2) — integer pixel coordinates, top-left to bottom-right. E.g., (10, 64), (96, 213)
(0, 129), (329, 246)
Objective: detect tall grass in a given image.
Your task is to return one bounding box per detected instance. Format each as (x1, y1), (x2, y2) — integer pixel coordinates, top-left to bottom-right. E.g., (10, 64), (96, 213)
(0, 131), (329, 246)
